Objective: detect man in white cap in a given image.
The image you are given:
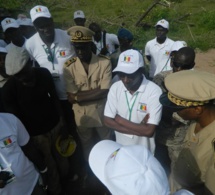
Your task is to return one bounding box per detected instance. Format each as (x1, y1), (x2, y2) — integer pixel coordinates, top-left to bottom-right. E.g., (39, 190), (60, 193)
(89, 140), (170, 195)
(73, 10), (86, 26)
(104, 49), (162, 153)
(1, 17), (26, 51)
(17, 16), (36, 38)
(89, 140), (193, 195)
(1, 45), (68, 195)
(0, 113), (47, 195)
(145, 19), (174, 79)
(25, 5), (78, 161)
(153, 47), (195, 177)
(0, 47), (8, 112)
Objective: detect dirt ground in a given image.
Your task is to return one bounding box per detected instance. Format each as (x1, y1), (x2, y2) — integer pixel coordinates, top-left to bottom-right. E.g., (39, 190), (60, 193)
(195, 49), (215, 73)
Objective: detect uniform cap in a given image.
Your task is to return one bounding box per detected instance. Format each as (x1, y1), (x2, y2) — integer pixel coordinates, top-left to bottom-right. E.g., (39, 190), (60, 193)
(113, 49), (144, 74)
(89, 140), (170, 195)
(67, 26), (94, 42)
(74, 10), (85, 19)
(155, 19), (169, 29)
(160, 70), (215, 109)
(30, 5), (51, 22)
(5, 45), (30, 75)
(171, 41), (187, 52)
(117, 28), (133, 41)
(17, 18), (33, 26)
(1, 18), (19, 32)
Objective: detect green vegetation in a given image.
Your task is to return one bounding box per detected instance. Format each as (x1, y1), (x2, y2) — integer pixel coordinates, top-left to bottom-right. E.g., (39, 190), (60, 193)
(1, 0), (215, 51)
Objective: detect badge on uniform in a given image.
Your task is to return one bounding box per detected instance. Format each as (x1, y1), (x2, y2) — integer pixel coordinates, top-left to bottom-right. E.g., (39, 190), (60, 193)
(138, 102), (147, 113)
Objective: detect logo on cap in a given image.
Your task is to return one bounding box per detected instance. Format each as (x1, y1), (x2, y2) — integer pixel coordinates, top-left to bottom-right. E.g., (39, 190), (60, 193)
(6, 20), (11, 24)
(124, 56), (131, 62)
(36, 7), (42, 12)
(75, 30), (83, 38)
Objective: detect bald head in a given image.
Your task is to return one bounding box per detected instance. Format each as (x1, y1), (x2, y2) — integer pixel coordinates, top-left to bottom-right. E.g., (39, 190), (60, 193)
(172, 47), (195, 72)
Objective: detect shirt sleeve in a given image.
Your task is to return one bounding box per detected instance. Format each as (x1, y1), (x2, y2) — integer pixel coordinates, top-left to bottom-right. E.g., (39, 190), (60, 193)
(204, 152), (215, 194)
(63, 65), (79, 94)
(146, 84), (162, 125)
(145, 41), (150, 56)
(100, 60), (112, 89)
(104, 83), (118, 118)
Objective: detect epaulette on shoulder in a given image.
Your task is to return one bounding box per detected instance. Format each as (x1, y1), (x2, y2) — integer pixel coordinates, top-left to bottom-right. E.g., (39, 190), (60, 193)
(64, 57), (77, 67)
(99, 54), (110, 60)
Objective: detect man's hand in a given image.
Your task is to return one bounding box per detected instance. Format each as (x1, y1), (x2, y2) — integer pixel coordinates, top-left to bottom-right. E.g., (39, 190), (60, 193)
(100, 47), (108, 55)
(67, 93), (77, 104)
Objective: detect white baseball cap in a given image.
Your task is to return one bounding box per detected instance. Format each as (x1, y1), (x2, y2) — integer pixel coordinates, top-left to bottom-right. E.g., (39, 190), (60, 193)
(5, 45), (30, 75)
(113, 49), (144, 74)
(155, 19), (169, 29)
(30, 5), (52, 22)
(89, 140), (170, 195)
(171, 41), (187, 52)
(1, 18), (20, 32)
(0, 47), (7, 54)
(74, 10), (85, 19)
(17, 18), (33, 26)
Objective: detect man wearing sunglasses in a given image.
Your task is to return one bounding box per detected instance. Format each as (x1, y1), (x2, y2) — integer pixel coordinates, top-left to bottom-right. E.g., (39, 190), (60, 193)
(153, 47), (196, 177)
(104, 49), (162, 153)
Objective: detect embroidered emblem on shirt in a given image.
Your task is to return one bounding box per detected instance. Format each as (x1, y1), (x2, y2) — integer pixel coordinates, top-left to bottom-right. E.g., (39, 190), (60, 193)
(138, 103), (147, 112)
(165, 51), (170, 56)
(3, 138), (12, 146)
(59, 50), (66, 56)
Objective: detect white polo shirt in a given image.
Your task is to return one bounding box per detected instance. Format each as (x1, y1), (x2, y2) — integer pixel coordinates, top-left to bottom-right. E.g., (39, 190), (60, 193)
(25, 29), (75, 100)
(93, 32), (119, 55)
(104, 76), (162, 153)
(145, 37), (174, 78)
(0, 113), (39, 195)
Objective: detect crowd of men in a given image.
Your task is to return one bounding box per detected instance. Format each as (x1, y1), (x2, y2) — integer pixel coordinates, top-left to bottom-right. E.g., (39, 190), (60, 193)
(0, 4), (215, 195)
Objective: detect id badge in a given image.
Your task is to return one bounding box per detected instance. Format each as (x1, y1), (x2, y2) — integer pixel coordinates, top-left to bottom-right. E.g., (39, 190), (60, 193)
(51, 70), (60, 80)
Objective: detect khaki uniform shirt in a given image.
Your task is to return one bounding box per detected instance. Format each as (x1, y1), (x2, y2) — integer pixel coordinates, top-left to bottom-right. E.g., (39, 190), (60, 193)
(173, 121), (215, 194)
(63, 54), (112, 127)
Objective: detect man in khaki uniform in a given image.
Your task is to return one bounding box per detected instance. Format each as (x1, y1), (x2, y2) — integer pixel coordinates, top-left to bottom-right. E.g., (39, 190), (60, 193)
(160, 70), (215, 195)
(63, 26), (113, 161)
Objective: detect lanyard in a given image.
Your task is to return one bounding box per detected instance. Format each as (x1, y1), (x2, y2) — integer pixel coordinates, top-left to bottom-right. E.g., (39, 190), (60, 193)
(42, 45), (56, 70)
(125, 91), (139, 121)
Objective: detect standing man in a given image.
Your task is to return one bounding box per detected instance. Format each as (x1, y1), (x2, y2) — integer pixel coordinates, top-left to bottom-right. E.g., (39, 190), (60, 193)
(145, 19), (174, 79)
(73, 10), (86, 26)
(160, 70), (215, 195)
(89, 22), (119, 56)
(0, 113), (47, 195)
(1, 17), (26, 51)
(104, 49), (162, 153)
(25, 5), (77, 140)
(2, 45), (65, 195)
(64, 26), (113, 161)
